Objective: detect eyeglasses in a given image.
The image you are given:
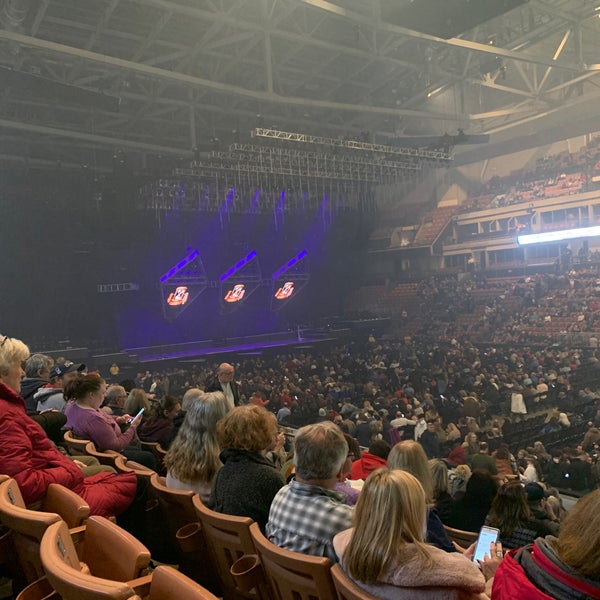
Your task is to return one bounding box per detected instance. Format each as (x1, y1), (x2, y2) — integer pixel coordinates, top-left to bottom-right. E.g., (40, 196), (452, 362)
(0, 336), (9, 348)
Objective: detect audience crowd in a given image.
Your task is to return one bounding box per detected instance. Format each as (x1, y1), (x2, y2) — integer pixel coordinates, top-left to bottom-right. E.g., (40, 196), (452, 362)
(2, 265), (600, 597)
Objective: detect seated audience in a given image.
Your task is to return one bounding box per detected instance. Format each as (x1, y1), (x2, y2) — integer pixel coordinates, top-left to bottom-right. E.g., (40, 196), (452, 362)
(124, 387), (152, 419)
(523, 482), (560, 536)
(64, 373), (156, 470)
(20, 353), (54, 412)
(211, 405), (284, 531)
(35, 359), (86, 412)
(429, 459), (453, 523)
(349, 439), (390, 480)
(485, 480), (554, 549)
(138, 395), (181, 445)
(101, 384), (128, 416)
(164, 390), (229, 503)
(470, 441), (498, 476)
(446, 469), (498, 532)
(333, 469), (495, 599)
(388, 440), (454, 552)
(267, 421), (353, 561)
(0, 334), (137, 518)
(491, 489), (600, 599)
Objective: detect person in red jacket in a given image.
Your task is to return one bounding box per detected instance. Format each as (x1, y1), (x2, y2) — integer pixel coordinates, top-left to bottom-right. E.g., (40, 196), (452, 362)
(349, 439), (390, 480)
(491, 488), (600, 599)
(0, 334), (137, 518)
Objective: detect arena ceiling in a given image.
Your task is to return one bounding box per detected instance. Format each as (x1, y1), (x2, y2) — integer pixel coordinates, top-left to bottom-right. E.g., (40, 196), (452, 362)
(2, 0), (600, 175)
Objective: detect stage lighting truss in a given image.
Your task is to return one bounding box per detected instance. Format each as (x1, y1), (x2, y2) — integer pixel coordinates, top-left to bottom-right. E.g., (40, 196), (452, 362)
(137, 128), (450, 213)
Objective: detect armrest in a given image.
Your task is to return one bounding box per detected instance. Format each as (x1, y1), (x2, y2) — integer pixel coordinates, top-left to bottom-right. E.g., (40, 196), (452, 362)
(128, 573), (153, 597)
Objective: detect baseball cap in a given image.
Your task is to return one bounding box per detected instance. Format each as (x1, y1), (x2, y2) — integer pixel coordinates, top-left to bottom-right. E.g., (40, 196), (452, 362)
(50, 361), (86, 379)
(524, 482), (545, 502)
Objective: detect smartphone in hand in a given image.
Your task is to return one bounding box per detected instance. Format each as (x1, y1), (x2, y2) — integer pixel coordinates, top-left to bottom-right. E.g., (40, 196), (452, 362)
(473, 526), (499, 564)
(127, 407), (145, 424)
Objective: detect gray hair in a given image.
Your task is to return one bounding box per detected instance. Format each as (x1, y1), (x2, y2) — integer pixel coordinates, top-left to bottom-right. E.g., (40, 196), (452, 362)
(105, 385), (127, 404)
(24, 353), (54, 379)
(182, 387), (205, 411)
(293, 421), (348, 480)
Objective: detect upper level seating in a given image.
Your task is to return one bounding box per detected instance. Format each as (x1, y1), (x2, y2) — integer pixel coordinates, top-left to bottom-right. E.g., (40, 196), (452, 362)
(412, 206), (457, 246)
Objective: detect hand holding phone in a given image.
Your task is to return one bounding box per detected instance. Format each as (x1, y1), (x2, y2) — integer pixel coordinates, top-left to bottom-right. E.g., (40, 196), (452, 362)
(127, 407), (145, 425)
(473, 526), (499, 564)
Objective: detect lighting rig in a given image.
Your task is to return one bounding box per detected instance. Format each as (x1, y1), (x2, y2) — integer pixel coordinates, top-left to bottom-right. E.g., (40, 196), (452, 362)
(137, 128), (453, 214)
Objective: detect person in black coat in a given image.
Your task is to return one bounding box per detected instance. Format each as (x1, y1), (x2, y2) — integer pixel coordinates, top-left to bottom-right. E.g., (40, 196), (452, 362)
(211, 405), (284, 532)
(205, 362), (240, 408)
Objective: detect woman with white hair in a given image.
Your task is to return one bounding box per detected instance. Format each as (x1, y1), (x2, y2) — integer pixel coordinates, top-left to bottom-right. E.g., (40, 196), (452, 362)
(0, 334), (137, 518)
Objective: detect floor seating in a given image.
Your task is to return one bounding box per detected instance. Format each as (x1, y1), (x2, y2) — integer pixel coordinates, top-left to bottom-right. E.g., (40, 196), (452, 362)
(330, 564), (380, 600)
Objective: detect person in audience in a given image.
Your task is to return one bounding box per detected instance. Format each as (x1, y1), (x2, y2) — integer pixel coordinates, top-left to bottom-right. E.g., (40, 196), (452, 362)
(333, 469), (498, 599)
(462, 431), (480, 457)
(138, 395), (181, 445)
(523, 482), (560, 536)
(470, 441), (498, 476)
(485, 480), (554, 549)
(160, 386), (197, 449)
(64, 373), (157, 469)
(349, 439), (390, 480)
(492, 443), (518, 480)
(0, 334), (137, 518)
(267, 421), (353, 561)
(429, 459), (453, 523)
(101, 384), (128, 416)
(335, 435), (361, 506)
(20, 353), (54, 412)
(35, 359), (86, 412)
(446, 469), (498, 532)
(123, 387), (151, 420)
(18, 352), (68, 446)
(164, 390), (229, 503)
(388, 440), (455, 552)
(211, 404), (284, 531)
(419, 418), (442, 458)
(205, 362), (240, 408)
(491, 488), (600, 599)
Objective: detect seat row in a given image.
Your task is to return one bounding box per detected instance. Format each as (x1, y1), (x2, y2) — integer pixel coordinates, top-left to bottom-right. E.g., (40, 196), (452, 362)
(0, 473), (376, 600)
(0, 474), (216, 599)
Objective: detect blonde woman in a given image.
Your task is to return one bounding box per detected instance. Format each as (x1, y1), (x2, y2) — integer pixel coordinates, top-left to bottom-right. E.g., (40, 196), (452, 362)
(333, 469), (495, 599)
(124, 387), (151, 419)
(388, 440), (454, 552)
(164, 390), (229, 503)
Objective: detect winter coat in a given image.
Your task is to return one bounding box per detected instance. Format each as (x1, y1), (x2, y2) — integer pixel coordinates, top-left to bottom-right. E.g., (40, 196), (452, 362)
(211, 448), (285, 532)
(491, 538), (600, 600)
(333, 528), (487, 600)
(0, 382), (136, 517)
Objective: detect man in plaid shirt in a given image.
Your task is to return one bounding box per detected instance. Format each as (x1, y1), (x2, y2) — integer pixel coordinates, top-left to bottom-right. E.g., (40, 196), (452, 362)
(266, 421), (353, 562)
